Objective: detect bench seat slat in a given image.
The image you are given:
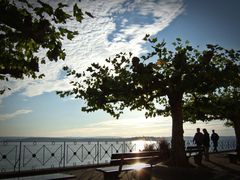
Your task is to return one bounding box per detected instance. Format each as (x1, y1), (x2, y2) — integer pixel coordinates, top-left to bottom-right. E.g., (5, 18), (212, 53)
(96, 166), (122, 173)
(111, 151), (160, 159)
(96, 164), (151, 173)
(185, 149), (204, 153)
(185, 146), (204, 159)
(110, 156), (160, 165)
(96, 151), (163, 180)
(186, 146), (204, 150)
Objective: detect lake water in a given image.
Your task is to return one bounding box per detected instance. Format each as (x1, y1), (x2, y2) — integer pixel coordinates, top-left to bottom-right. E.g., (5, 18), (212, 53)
(0, 136), (236, 173)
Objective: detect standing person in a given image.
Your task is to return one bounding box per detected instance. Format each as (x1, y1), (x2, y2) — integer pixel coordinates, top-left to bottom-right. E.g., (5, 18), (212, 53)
(211, 130), (219, 152)
(203, 128), (210, 161)
(193, 128), (204, 148)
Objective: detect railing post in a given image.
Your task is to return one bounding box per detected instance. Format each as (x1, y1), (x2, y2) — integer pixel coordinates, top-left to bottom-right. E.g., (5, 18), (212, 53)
(97, 141), (99, 165)
(63, 141), (66, 167)
(18, 141), (22, 173)
(43, 145), (45, 166)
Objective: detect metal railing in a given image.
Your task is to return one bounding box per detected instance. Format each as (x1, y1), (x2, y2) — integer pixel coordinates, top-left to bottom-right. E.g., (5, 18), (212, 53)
(0, 138), (236, 174)
(0, 140), (137, 173)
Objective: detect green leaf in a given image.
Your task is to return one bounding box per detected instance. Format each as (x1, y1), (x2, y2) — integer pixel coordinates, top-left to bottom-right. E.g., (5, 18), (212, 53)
(57, 3), (68, 8)
(143, 34), (150, 41)
(73, 31), (78, 35)
(37, 0), (53, 15)
(73, 4), (83, 22)
(206, 44), (214, 49)
(63, 66), (69, 71)
(54, 8), (71, 23)
(186, 46), (193, 51)
(67, 32), (74, 40)
(176, 37), (181, 41)
(38, 74), (45, 78)
(59, 27), (68, 35)
(150, 38), (157, 43)
(87, 67), (94, 72)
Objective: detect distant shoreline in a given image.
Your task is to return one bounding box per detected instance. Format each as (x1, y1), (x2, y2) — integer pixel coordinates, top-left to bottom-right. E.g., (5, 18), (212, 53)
(0, 136), (236, 142)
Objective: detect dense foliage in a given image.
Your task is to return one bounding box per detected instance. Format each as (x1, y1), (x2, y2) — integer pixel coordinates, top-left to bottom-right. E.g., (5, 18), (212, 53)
(0, 0), (93, 94)
(184, 87), (240, 154)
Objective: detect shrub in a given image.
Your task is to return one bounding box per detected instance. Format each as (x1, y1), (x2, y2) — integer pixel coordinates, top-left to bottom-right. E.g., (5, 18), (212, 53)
(143, 143), (156, 151)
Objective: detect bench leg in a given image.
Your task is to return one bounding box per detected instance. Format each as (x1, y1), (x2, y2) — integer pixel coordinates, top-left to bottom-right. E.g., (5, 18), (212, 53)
(194, 154), (202, 165)
(103, 172), (119, 180)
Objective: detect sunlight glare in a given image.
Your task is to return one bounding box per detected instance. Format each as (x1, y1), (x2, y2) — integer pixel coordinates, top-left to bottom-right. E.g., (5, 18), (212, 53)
(132, 163), (150, 171)
(133, 140), (146, 152)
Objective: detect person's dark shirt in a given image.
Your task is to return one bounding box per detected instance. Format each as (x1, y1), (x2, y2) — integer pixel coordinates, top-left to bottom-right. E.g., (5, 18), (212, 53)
(203, 132), (210, 147)
(211, 133), (219, 143)
(193, 132), (204, 146)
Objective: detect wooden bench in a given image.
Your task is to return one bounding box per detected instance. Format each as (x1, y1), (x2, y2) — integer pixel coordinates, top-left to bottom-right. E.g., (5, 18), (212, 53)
(186, 146), (204, 156)
(96, 151), (162, 180)
(227, 152), (239, 164)
(186, 146), (204, 165)
(2, 173), (76, 180)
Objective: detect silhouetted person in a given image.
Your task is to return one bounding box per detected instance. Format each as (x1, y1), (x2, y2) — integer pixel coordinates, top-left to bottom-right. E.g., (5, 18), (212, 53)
(193, 128), (204, 148)
(203, 128), (210, 161)
(211, 130), (219, 152)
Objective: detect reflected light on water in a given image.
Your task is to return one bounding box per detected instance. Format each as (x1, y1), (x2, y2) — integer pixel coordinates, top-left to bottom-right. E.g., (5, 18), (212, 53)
(133, 140), (157, 152)
(133, 140), (146, 152)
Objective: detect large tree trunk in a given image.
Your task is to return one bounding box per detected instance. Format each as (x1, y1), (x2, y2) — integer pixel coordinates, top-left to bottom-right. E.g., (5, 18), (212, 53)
(232, 119), (240, 156)
(168, 93), (189, 166)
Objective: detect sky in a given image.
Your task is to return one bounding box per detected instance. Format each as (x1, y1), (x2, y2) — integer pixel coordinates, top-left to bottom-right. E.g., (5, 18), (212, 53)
(0, 0), (239, 138)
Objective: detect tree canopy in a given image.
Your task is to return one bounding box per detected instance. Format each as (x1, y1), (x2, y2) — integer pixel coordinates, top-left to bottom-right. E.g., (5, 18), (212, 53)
(184, 87), (240, 123)
(182, 44), (240, 154)
(0, 0), (93, 94)
(57, 36), (240, 166)
(184, 87), (240, 154)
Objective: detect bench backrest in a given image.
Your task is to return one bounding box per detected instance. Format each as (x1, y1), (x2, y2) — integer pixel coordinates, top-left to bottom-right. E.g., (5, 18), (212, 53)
(186, 146), (204, 151)
(186, 146), (204, 156)
(110, 151), (161, 167)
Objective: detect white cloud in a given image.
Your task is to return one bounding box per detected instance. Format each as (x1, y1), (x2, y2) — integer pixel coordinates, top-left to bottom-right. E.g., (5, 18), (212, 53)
(22, 79), (71, 97)
(0, 0), (184, 101)
(0, 109), (32, 121)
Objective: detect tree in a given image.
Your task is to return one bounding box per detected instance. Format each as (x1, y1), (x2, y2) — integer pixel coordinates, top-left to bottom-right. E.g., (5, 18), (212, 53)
(182, 46), (240, 155)
(57, 36), (238, 166)
(183, 87), (240, 155)
(0, 0), (93, 94)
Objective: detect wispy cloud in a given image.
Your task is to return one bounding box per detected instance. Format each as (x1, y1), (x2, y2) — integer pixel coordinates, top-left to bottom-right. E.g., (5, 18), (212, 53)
(0, 0), (185, 100)
(47, 116), (173, 137)
(47, 118), (233, 137)
(0, 109), (32, 121)
(183, 120), (234, 136)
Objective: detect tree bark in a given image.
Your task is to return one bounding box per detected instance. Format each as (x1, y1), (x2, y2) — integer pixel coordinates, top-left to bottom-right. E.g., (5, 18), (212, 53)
(232, 119), (240, 156)
(168, 93), (189, 166)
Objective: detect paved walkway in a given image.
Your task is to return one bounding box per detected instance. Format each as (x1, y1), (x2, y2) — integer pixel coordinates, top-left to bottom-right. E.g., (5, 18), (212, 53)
(65, 153), (240, 180)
